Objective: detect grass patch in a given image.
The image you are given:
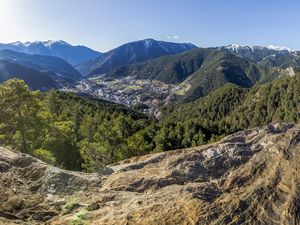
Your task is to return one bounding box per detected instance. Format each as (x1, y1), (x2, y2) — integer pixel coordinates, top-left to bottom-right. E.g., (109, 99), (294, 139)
(69, 208), (88, 225)
(124, 85), (143, 90)
(62, 196), (78, 214)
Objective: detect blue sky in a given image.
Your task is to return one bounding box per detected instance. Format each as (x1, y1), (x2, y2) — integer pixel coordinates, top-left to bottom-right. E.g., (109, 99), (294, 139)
(0, 0), (300, 51)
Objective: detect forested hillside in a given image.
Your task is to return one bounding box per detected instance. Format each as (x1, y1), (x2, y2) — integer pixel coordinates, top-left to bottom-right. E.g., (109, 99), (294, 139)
(0, 74), (299, 172)
(0, 60), (59, 90)
(162, 71), (300, 135)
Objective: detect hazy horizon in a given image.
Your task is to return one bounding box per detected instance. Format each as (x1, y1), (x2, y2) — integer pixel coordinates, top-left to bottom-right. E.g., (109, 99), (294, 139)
(1, 0), (300, 51)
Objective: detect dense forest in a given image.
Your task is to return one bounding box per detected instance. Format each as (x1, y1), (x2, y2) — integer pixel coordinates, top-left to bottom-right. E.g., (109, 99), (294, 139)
(0, 73), (299, 172)
(163, 72), (300, 132)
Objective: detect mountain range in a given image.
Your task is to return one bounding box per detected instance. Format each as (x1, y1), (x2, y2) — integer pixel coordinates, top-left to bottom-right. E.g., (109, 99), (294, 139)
(0, 39), (299, 102)
(216, 44), (300, 69)
(0, 40), (101, 65)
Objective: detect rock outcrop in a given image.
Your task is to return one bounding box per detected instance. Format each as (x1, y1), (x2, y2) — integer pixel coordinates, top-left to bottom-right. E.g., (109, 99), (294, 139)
(0, 123), (299, 224)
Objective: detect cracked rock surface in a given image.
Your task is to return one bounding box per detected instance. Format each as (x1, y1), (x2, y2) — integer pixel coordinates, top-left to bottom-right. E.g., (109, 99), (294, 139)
(0, 123), (299, 224)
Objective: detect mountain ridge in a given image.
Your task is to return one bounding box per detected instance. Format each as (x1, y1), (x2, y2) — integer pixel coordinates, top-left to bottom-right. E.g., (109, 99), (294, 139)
(218, 44), (298, 53)
(0, 40), (101, 65)
(0, 49), (81, 81)
(215, 44), (300, 69)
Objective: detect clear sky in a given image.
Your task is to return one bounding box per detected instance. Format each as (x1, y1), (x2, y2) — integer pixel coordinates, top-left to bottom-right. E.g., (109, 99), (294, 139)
(0, 0), (299, 52)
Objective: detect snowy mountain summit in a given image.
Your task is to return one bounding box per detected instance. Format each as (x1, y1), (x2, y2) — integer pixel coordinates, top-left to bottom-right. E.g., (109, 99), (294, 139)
(221, 44), (297, 53)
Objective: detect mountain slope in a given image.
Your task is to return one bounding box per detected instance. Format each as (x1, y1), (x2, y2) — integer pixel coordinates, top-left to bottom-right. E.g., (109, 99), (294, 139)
(0, 40), (101, 65)
(107, 48), (211, 83)
(77, 38), (197, 76)
(0, 60), (59, 90)
(182, 51), (283, 102)
(0, 123), (299, 224)
(162, 71), (300, 134)
(161, 83), (246, 122)
(0, 49), (81, 81)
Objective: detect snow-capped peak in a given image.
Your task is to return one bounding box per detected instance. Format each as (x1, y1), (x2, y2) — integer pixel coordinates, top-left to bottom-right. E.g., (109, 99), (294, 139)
(43, 40), (69, 47)
(11, 41), (23, 46)
(142, 39), (155, 49)
(23, 42), (32, 47)
(7, 40), (70, 48)
(266, 45), (295, 52)
(223, 44), (253, 52)
(44, 40), (57, 47)
(221, 44), (297, 53)
(226, 44), (242, 52)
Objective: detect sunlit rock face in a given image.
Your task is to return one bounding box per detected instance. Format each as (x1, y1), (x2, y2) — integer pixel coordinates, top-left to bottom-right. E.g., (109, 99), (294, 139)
(0, 123), (299, 225)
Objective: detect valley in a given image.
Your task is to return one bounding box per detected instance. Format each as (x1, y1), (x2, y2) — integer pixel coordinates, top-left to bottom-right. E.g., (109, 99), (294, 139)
(65, 75), (191, 114)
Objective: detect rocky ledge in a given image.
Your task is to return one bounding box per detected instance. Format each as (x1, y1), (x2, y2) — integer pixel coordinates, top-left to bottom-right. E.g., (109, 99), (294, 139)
(0, 123), (299, 224)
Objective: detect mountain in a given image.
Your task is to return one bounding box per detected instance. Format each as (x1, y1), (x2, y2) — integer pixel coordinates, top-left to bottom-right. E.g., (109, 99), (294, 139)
(0, 40), (101, 65)
(182, 50), (284, 102)
(0, 60), (59, 90)
(0, 123), (299, 224)
(0, 49), (81, 81)
(216, 44), (300, 69)
(77, 38), (197, 76)
(107, 48), (284, 102)
(107, 48), (211, 83)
